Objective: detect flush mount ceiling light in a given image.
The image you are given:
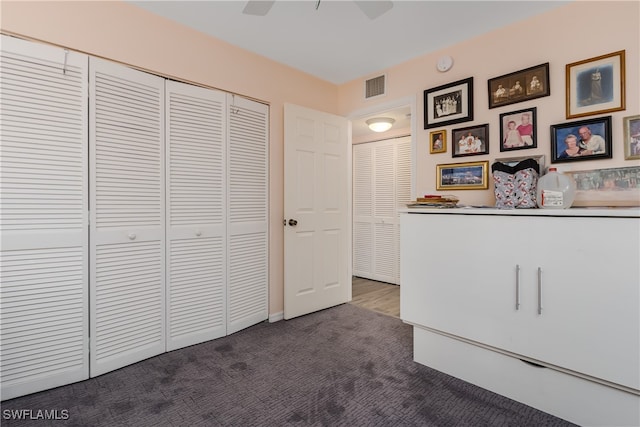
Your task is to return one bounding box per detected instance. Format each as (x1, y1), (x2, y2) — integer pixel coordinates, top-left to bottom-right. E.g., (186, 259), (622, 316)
(366, 117), (395, 132)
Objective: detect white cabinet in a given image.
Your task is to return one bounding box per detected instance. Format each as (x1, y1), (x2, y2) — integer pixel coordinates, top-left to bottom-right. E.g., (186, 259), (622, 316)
(400, 209), (640, 426)
(353, 137), (411, 284)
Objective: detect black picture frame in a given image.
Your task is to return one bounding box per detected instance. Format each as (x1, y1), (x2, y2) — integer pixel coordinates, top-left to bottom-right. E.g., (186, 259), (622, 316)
(452, 124), (489, 158)
(488, 63), (550, 109)
(550, 116), (612, 163)
(424, 77), (473, 129)
(499, 107), (537, 152)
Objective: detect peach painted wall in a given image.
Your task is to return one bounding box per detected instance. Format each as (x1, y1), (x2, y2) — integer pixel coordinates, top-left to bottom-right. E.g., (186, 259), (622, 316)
(1, 0), (340, 316)
(338, 1), (640, 206)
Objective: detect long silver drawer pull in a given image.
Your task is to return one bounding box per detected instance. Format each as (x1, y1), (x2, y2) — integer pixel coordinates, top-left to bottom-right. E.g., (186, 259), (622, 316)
(537, 267), (542, 315)
(515, 264), (521, 310)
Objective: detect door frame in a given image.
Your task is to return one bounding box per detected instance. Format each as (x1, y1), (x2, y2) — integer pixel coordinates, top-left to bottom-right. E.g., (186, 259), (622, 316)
(347, 95), (418, 274)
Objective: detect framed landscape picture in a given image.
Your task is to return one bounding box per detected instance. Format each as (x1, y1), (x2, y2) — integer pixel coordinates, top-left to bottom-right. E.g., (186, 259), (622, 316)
(550, 116), (612, 163)
(436, 161), (489, 190)
(424, 77), (473, 129)
(488, 63), (549, 109)
(566, 50), (625, 119)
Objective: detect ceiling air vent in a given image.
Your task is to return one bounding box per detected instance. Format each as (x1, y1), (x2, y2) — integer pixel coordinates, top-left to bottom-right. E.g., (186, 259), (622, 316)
(364, 74), (386, 99)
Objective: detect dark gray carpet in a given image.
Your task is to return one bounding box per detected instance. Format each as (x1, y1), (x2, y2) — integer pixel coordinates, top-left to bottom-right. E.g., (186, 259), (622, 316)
(2, 304), (576, 427)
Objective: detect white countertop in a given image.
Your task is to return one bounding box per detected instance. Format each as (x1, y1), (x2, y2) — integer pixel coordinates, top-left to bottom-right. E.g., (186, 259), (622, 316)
(399, 206), (640, 218)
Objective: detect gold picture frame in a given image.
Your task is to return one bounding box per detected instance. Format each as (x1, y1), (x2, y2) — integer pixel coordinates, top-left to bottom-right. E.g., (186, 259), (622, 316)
(623, 115), (640, 160)
(429, 130), (446, 154)
(436, 161), (489, 191)
(565, 50), (626, 119)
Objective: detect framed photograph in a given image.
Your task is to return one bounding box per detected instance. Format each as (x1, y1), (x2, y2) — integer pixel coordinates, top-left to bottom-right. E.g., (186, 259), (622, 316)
(429, 130), (447, 154)
(566, 50), (625, 119)
(499, 107), (537, 152)
(565, 166), (640, 207)
(452, 124), (489, 157)
(436, 161), (489, 190)
(550, 116), (612, 163)
(424, 77), (473, 129)
(623, 115), (640, 160)
(488, 63), (549, 109)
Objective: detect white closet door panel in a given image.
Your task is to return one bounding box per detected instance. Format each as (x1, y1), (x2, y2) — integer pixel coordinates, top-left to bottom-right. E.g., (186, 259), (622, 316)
(89, 57), (165, 377)
(226, 96), (268, 334)
(352, 144), (373, 278)
(166, 81), (226, 351)
(395, 137), (412, 283)
(373, 142), (395, 219)
(353, 144), (372, 218)
(352, 221), (372, 276)
(373, 222), (397, 282)
(0, 35), (88, 400)
(395, 137), (412, 209)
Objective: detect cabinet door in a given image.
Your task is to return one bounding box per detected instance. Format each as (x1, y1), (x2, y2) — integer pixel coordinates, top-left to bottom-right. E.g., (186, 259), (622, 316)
(89, 58), (166, 377)
(226, 95), (269, 334)
(401, 213), (525, 347)
(165, 81), (227, 351)
(0, 35), (89, 400)
(518, 216), (640, 391)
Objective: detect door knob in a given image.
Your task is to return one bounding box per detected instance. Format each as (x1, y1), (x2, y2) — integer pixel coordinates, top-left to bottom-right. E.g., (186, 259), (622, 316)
(288, 219), (298, 226)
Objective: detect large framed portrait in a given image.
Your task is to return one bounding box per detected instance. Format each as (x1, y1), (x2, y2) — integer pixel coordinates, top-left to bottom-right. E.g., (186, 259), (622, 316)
(488, 63), (549, 109)
(566, 50), (625, 119)
(499, 107), (537, 152)
(452, 124), (489, 158)
(436, 161), (489, 191)
(550, 116), (612, 164)
(623, 115), (640, 160)
(423, 77), (473, 129)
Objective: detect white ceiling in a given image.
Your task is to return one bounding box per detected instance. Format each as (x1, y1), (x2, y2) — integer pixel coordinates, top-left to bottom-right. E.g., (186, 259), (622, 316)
(128, 0), (568, 138)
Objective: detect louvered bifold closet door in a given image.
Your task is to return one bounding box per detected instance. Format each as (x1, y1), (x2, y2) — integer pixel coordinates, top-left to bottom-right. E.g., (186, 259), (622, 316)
(352, 143), (373, 278)
(166, 81), (226, 351)
(372, 141), (397, 284)
(89, 58), (165, 377)
(394, 137), (412, 284)
(0, 36), (89, 400)
(226, 95), (268, 334)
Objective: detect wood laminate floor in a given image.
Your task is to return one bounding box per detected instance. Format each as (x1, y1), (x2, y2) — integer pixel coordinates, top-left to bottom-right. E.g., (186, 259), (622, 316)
(350, 276), (400, 318)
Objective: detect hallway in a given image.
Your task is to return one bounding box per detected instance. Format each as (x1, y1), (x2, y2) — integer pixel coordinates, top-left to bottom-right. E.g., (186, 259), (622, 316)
(350, 276), (400, 318)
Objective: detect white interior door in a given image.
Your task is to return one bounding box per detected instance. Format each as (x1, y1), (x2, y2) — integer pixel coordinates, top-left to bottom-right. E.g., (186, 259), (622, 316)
(283, 103), (351, 319)
(89, 57), (166, 377)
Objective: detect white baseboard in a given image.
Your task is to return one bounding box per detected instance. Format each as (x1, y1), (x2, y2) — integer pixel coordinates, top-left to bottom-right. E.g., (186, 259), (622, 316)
(268, 311), (283, 323)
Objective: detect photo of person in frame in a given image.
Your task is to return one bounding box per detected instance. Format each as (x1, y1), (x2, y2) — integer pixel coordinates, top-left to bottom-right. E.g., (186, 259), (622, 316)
(577, 65), (614, 107)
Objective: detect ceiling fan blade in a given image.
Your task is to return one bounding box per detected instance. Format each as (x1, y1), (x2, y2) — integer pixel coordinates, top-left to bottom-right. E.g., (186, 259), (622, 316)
(354, 1), (393, 20)
(242, 1), (275, 16)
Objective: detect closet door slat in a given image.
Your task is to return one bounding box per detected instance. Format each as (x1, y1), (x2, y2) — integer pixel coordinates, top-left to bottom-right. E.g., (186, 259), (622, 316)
(166, 81), (226, 351)
(0, 35), (89, 400)
(227, 96), (269, 333)
(89, 57), (165, 377)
